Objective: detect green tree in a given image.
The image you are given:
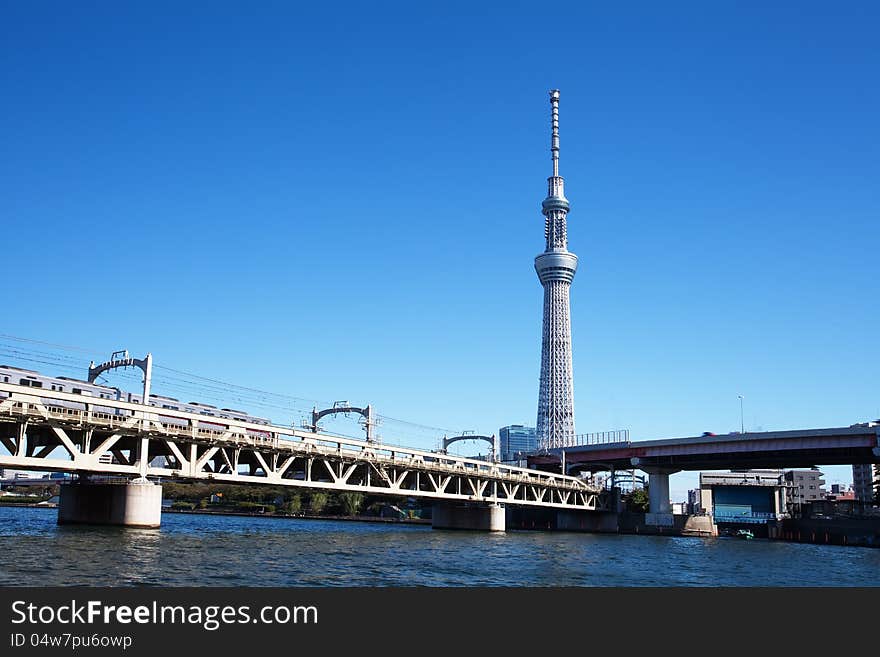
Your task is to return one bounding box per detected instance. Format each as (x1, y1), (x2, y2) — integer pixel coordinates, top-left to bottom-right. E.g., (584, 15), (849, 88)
(338, 492), (365, 516)
(309, 492), (329, 514)
(282, 494), (302, 515)
(626, 487), (650, 512)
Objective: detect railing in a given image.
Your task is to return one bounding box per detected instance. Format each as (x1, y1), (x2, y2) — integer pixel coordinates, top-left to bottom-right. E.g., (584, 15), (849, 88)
(572, 429), (630, 446)
(714, 511), (778, 523)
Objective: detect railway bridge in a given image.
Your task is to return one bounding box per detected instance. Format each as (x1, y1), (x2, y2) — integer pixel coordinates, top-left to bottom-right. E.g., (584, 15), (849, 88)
(0, 381), (606, 531)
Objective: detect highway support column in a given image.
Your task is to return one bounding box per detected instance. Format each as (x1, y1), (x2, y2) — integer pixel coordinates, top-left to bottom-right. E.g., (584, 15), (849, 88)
(632, 460), (680, 526)
(58, 479), (162, 528)
(646, 469), (673, 514)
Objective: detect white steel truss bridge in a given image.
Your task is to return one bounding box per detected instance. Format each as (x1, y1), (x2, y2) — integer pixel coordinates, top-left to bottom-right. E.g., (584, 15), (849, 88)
(0, 382), (605, 512)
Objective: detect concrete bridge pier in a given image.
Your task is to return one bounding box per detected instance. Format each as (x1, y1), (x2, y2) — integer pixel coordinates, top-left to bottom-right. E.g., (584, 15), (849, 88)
(632, 460), (681, 525)
(647, 470), (673, 514)
(431, 502), (505, 532)
(556, 510), (619, 532)
(58, 479), (163, 528)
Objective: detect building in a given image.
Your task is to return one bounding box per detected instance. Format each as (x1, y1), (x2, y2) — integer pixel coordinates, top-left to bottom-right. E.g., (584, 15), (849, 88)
(498, 425), (537, 463)
(784, 469), (826, 512)
(696, 471), (787, 527)
(687, 489), (702, 515)
(535, 90), (578, 450)
(0, 469), (31, 480)
(852, 463), (879, 502)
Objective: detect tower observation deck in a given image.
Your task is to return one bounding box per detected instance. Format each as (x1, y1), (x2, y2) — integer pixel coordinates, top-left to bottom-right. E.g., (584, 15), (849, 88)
(535, 89), (578, 450)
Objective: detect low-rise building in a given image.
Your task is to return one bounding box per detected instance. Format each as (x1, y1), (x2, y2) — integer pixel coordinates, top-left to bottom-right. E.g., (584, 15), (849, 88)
(784, 469), (826, 513)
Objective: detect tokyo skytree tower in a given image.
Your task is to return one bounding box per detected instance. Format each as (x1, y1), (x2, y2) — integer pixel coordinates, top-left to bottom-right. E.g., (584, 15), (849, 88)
(535, 89), (578, 450)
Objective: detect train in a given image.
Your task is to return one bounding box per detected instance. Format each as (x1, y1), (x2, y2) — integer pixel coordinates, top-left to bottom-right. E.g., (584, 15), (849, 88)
(0, 364), (272, 438)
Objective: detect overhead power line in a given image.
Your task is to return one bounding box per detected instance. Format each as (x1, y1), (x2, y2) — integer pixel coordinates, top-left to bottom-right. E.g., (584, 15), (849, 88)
(0, 333), (466, 448)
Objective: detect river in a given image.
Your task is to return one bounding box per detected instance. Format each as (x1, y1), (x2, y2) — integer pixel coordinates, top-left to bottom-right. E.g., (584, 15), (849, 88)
(1, 507), (877, 586)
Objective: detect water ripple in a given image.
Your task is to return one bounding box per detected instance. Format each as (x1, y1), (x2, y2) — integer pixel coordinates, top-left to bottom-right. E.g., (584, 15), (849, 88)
(1, 507), (878, 586)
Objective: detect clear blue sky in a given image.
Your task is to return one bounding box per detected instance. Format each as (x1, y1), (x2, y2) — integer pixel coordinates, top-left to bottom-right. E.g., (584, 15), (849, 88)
(2, 2), (878, 498)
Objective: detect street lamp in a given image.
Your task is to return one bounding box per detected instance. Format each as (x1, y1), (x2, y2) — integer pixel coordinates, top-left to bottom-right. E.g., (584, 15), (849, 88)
(738, 395), (744, 434)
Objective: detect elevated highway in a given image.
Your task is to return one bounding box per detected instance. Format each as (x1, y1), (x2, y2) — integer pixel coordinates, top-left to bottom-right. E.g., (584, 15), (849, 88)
(529, 425), (880, 518)
(529, 425), (880, 472)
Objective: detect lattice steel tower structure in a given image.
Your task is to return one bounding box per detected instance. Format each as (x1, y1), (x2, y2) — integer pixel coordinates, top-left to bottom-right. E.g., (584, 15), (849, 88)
(535, 89), (578, 450)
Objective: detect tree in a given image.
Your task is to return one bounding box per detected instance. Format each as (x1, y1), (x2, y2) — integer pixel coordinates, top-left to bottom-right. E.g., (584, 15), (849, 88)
(626, 487), (650, 513)
(282, 494), (302, 515)
(309, 492), (328, 514)
(338, 492), (364, 516)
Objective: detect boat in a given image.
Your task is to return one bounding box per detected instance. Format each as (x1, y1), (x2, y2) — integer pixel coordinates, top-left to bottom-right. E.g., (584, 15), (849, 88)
(735, 529), (754, 540)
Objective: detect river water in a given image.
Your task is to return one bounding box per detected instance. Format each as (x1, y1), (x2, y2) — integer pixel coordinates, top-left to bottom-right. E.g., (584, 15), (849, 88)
(1, 507), (878, 586)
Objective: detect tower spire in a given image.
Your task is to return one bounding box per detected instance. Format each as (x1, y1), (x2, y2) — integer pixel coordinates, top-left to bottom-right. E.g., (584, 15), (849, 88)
(550, 89), (560, 177)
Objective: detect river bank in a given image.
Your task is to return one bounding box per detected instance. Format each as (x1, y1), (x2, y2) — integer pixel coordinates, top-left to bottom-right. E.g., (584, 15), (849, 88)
(162, 507), (431, 525)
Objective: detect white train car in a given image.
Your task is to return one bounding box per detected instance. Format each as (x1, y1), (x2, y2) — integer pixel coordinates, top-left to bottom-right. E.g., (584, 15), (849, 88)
(0, 365), (272, 435)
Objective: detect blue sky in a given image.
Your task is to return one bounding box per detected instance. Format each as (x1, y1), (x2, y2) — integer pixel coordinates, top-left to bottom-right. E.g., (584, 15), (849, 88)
(2, 2), (877, 498)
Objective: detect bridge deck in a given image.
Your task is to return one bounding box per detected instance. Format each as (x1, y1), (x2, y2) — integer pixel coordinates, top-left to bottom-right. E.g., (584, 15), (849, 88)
(530, 425), (880, 471)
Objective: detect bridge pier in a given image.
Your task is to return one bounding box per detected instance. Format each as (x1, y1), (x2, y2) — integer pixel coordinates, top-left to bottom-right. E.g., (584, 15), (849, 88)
(431, 502), (505, 532)
(58, 479), (162, 528)
(556, 509), (619, 532)
(646, 470), (673, 514)
(631, 462), (681, 525)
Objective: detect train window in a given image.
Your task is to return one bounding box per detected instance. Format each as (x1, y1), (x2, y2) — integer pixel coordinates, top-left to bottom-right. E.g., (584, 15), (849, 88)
(72, 388), (82, 394)
(19, 379), (30, 386)
(3, 377), (7, 382)
(31, 381), (42, 388)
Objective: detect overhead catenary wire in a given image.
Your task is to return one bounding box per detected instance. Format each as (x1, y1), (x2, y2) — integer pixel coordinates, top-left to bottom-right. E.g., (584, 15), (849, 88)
(0, 333), (467, 449)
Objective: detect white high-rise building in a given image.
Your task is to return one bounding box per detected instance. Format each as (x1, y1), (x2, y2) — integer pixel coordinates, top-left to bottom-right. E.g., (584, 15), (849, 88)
(535, 89), (578, 450)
